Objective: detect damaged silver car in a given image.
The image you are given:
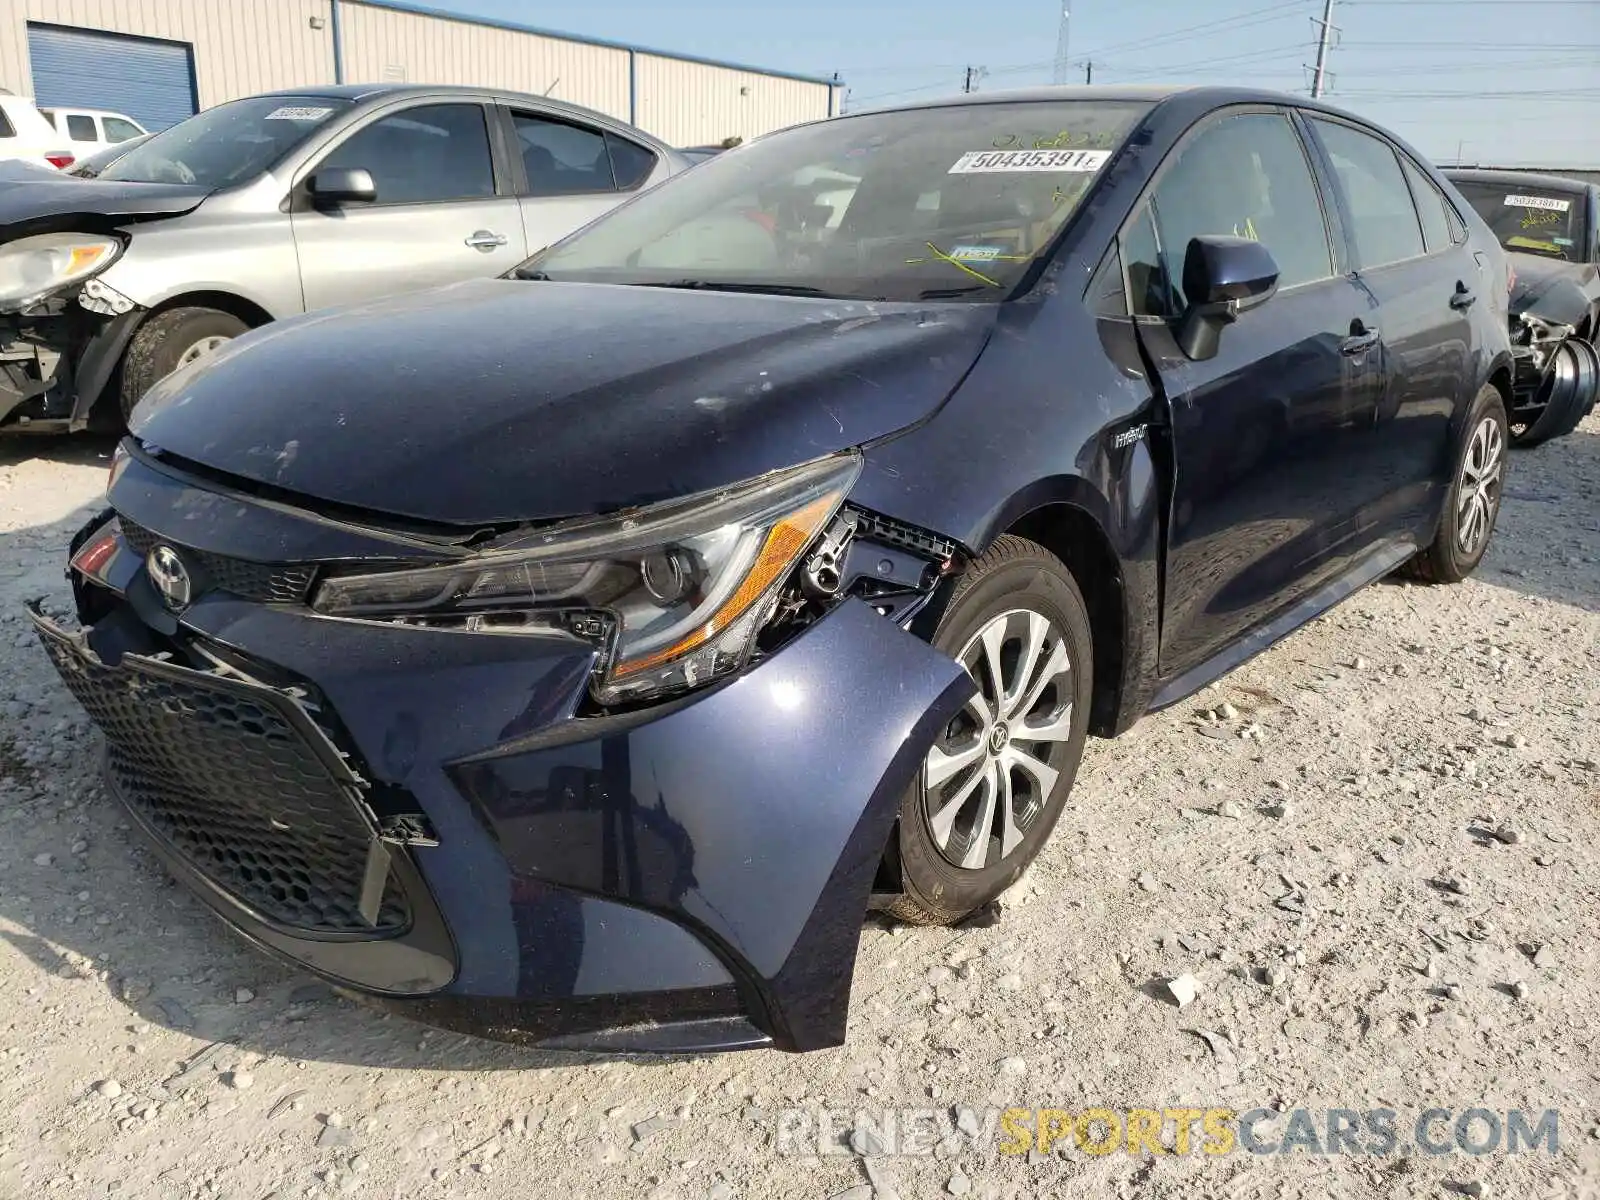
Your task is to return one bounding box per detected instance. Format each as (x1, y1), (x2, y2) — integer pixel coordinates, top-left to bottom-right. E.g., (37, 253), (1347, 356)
(1445, 168), (1600, 446)
(0, 84), (682, 434)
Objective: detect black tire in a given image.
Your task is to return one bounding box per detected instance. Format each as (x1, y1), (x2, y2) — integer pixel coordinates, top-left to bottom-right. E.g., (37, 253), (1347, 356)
(1400, 383), (1507, 584)
(119, 307), (249, 421)
(886, 534), (1093, 925)
(1510, 339), (1597, 448)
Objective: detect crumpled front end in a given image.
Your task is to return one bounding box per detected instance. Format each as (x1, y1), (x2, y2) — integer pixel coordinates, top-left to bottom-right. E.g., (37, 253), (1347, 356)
(1, 273), (143, 433)
(32, 446), (973, 1053)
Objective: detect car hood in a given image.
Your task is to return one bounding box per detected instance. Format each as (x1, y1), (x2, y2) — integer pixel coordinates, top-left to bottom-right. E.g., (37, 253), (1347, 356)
(1508, 252), (1600, 322)
(0, 163), (209, 236)
(131, 279), (999, 526)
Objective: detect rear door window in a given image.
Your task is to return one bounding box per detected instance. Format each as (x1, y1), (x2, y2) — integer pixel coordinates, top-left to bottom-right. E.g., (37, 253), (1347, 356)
(511, 112), (615, 195)
(1310, 119), (1426, 269)
(1148, 111), (1335, 307)
(66, 114), (97, 142)
(319, 103), (496, 205)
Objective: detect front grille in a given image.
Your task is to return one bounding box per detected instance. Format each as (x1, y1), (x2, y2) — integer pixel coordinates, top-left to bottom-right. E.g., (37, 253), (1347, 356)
(118, 518), (318, 604)
(35, 620), (407, 935)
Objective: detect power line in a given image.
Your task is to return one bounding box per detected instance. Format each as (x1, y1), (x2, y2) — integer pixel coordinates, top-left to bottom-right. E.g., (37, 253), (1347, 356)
(1072, 0), (1311, 62)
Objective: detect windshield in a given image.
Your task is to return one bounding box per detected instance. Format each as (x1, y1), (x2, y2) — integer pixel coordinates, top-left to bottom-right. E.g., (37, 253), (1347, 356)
(1453, 180), (1589, 262)
(100, 95), (352, 188)
(523, 100), (1149, 302)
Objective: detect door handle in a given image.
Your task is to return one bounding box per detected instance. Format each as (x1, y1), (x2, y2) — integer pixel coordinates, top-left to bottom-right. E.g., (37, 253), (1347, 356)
(1450, 282), (1477, 310)
(465, 230), (508, 251)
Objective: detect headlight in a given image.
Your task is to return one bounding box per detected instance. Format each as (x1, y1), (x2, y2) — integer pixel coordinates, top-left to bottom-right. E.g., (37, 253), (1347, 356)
(313, 453), (861, 704)
(0, 232), (122, 307)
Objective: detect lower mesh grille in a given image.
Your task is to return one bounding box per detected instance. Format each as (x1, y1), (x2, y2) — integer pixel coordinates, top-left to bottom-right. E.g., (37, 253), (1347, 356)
(35, 620), (407, 935)
(118, 518), (318, 604)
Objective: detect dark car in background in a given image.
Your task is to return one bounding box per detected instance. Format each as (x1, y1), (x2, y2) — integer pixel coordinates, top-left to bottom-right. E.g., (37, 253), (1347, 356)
(34, 86), (1513, 1055)
(1445, 168), (1600, 444)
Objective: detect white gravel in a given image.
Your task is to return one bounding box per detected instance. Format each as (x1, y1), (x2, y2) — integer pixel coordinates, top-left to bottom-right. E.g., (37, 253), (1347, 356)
(1, 418), (1598, 1199)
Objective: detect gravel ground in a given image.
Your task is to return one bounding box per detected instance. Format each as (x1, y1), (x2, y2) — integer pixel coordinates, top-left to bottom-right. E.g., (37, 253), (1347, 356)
(1, 416), (1597, 1200)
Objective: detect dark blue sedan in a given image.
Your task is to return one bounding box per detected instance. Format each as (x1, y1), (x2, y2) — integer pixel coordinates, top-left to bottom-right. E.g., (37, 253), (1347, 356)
(33, 85), (1515, 1054)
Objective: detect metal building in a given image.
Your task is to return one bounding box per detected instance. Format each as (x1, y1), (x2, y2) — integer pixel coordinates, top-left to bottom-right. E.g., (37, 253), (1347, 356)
(0, 0), (839, 145)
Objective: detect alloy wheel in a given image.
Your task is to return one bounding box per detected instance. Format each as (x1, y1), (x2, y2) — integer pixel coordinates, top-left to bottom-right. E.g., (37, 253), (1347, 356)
(176, 335), (231, 368)
(921, 608), (1075, 870)
(1457, 416), (1503, 556)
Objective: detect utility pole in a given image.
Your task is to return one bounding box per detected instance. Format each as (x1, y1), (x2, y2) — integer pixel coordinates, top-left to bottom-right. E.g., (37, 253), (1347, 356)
(963, 65), (988, 93)
(1052, 7), (1072, 85)
(1310, 0), (1336, 98)
(1084, 60), (1093, 84)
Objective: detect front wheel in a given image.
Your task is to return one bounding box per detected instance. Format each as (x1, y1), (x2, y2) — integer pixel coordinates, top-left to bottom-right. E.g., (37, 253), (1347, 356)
(119, 307), (248, 421)
(886, 535), (1093, 926)
(1401, 383), (1508, 584)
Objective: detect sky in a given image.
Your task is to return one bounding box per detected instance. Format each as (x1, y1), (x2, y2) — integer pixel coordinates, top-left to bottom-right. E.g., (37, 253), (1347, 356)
(435, 0), (1599, 167)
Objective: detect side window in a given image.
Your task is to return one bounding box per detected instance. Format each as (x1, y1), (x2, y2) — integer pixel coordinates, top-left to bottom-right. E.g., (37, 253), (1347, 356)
(1086, 241), (1128, 318)
(66, 114), (97, 142)
(1400, 157), (1455, 253)
(1124, 203), (1177, 318)
(1310, 119), (1425, 268)
(1149, 113), (1334, 308)
(512, 112), (614, 195)
(607, 132), (657, 191)
(318, 104), (495, 206)
(104, 117), (143, 143)
(0, 108), (14, 139)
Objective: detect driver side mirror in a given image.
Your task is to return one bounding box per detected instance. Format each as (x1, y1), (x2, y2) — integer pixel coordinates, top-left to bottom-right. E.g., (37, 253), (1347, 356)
(1175, 235), (1280, 361)
(307, 167), (377, 207)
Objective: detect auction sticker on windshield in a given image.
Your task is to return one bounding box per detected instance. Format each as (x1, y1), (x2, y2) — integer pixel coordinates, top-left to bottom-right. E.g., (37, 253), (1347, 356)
(950, 148), (1111, 174)
(265, 106), (335, 121)
(1504, 194), (1571, 212)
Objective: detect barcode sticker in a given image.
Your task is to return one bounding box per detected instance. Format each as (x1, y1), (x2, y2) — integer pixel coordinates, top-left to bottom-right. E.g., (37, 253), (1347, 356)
(1504, 194), (1571, 212)
(949, 148), (1110, 174)
(265, 106), (334, 121)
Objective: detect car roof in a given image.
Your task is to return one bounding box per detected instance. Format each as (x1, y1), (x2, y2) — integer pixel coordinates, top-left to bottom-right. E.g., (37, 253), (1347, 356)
(247, 82), (671, 146)
(40, 106), (136, 117)
(1443, 167), (1594, 195)
(865, 83), (1369, 116)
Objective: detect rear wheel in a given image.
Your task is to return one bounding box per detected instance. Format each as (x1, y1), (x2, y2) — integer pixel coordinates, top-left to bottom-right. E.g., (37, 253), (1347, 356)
(120, 307), (248, 421)
(1401, 383), (1507, 584)
(886, 535), (1093, 925)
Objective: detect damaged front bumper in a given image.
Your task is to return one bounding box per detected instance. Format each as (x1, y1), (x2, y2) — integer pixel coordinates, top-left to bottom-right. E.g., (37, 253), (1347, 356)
(34, 484), (972, 1053)
(1, 281), (142, 432)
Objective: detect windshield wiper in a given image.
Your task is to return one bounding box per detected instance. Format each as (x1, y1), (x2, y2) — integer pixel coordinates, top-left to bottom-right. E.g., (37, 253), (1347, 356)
(639, 280), (840, 298)
(917, 284), (1001, 299)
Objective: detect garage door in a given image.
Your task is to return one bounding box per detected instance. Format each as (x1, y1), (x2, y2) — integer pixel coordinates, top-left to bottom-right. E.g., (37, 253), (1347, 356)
(27, 23), (197, 132)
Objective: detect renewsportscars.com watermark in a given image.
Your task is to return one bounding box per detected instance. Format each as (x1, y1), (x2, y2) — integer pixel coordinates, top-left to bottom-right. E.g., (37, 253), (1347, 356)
(773, 1105), (1562, 1159)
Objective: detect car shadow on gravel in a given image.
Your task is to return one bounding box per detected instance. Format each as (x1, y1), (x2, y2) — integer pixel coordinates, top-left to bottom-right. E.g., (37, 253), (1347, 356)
(0, 506), (676, 1075)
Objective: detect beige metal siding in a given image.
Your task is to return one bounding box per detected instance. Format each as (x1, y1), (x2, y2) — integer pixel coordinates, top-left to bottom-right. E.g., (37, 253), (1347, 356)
(0, 0), (334, 108)
(338, 2), (629, 120)
(634, 54), (831, 146)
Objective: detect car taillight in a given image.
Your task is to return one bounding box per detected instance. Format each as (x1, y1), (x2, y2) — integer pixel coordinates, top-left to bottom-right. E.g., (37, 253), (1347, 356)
(44, 152), (75, 169)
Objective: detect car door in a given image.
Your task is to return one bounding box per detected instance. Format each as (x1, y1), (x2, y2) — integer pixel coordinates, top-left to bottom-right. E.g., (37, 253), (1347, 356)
(1305, 117), (1477, 540)
(502, 107), (661, 255)
(1124, 108), (1386, 677)
(291, 101), (527, 312)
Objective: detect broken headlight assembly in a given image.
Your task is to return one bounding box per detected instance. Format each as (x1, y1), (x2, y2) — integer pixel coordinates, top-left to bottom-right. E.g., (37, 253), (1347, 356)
(313, 453), (861, 704)
(0, 232), (122, 310)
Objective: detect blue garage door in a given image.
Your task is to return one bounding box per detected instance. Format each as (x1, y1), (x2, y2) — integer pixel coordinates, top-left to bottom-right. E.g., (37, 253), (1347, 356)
(27, 23), (197, 132)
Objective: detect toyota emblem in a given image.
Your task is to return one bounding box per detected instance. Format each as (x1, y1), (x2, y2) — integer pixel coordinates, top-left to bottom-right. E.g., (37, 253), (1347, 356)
(147, 545), (193, 612)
